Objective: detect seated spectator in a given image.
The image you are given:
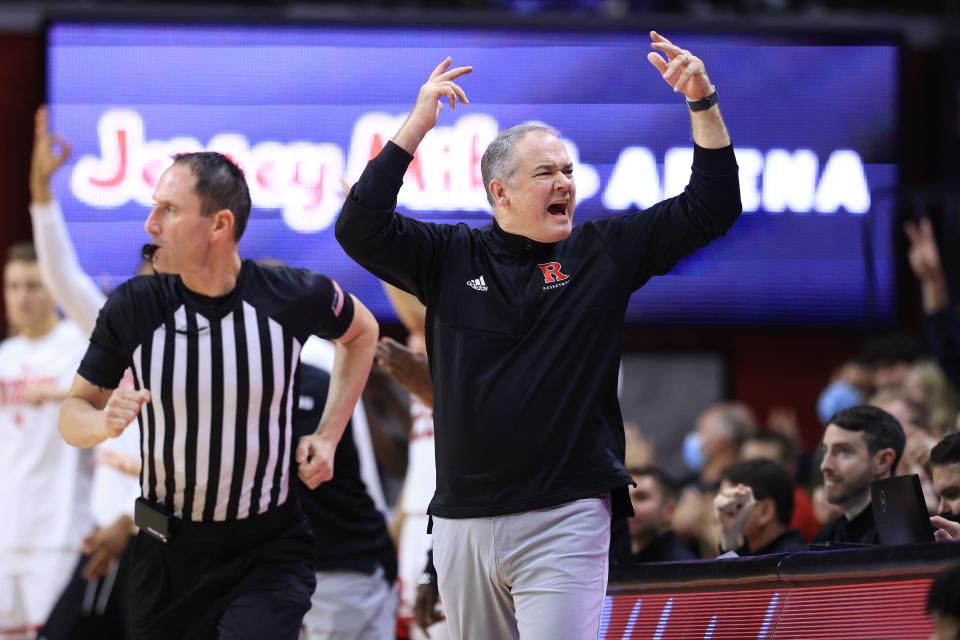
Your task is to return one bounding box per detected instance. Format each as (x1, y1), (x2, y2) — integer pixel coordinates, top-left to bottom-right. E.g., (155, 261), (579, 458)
(927, 563), (960, 639)
(682, 402), (758, 486)
(904, 361), (959, 438)
(812, 405), (905, 546)
(861, 332), (923, 393)
(931, 433), (960, 518)
(626, 466), (696, 563)
(674, 402), (758, 555)
(740, 431), (821, 542)
(714, 459), (804, 556)
(870, 388), (939, 513)
(816, 359), (871, 426)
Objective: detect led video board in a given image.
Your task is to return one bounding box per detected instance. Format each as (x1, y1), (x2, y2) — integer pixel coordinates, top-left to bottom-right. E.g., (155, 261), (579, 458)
(47, 22), (898, 325)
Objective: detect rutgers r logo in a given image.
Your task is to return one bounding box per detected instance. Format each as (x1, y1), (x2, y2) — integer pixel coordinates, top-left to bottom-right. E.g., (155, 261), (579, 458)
(538, 262), (570, 284)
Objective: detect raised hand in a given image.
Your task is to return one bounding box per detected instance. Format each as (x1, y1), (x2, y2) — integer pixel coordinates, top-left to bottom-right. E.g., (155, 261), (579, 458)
(30, 105), (72, 203)
(714, 484), (756, 552)
(904, 218), (943, 283)
(904, 217), (949, 312)
(646, 31), (714, 101)
(393, 57), (472, 155)
(102, 388), (150, 439)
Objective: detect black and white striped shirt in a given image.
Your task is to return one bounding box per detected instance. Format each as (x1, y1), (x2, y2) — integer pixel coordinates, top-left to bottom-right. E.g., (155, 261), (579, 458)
(78, 261), (354, 522)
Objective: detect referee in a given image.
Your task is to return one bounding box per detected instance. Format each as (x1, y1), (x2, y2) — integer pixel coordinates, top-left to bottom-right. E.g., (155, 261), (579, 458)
(58, 151), (378, 639)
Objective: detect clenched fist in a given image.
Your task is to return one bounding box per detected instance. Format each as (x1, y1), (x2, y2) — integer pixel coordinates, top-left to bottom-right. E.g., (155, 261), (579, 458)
(102, 388), (151, 439)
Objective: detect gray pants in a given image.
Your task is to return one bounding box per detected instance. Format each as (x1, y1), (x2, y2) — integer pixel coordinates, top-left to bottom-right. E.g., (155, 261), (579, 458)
(300, 567), (395, 640)
(432, 495), (611, 640)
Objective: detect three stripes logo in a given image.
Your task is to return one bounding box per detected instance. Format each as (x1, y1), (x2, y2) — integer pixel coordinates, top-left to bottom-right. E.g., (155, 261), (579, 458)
(466, 275), (489, 292)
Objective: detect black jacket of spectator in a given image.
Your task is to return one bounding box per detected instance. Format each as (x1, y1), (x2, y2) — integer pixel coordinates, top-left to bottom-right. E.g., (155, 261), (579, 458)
(632, 531), (698, 564)
(812, 505), (879, 546)
(732, 529), (805, 556)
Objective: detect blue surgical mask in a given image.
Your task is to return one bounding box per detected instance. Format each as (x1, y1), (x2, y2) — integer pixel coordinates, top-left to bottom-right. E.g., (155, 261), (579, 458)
(682, 432), (705, 472)
(817, 379), (862, 425)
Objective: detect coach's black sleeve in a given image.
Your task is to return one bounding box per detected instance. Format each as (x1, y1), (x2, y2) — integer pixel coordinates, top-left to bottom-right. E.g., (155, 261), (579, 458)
(335, 141), (449, 304)
(593, 143), (742, 293)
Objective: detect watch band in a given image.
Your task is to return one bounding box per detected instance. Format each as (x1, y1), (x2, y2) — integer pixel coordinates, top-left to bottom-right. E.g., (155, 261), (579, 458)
(686, 88), (718, 112)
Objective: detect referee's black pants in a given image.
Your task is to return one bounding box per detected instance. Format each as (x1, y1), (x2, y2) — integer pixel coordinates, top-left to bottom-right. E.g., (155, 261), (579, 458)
(130, 500), (316, 640)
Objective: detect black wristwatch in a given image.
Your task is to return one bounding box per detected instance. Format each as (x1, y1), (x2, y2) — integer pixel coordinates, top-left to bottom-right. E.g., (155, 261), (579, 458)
(686, 88), (718, 112)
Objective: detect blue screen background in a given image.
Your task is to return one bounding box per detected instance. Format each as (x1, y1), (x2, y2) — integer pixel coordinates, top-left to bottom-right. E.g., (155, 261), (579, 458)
(47, 23), (898, 326)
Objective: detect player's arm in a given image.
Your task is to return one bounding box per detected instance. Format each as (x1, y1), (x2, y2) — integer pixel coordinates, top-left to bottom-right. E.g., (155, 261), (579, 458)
(297, 294), (379, 488)
(59, 374), (150, 449)
(30, 106), (107, 335)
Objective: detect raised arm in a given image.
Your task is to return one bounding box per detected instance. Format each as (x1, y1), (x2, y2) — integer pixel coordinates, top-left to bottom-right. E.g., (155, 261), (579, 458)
(391, 57), (472, 156)
(646, 31), (730, 149)
(297, 294), (379, 489)
(30, 106), (107, 335)
(335, 59), (471, 301)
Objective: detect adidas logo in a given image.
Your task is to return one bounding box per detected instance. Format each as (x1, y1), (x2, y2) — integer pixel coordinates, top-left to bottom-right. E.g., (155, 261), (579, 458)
(466, 275), (489, 292)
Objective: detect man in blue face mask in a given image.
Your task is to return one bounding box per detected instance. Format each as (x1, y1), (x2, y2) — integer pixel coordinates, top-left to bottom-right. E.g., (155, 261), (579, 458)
(673, 402), (758, 556)
(683, 402), (758, 486)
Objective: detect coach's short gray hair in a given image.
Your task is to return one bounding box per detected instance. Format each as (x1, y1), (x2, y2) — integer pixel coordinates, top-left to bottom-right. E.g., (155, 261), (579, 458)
(480, 123), (560, 206)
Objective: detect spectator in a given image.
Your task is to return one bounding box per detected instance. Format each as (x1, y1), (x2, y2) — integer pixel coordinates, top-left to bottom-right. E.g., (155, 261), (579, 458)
(904, 216), (960, 404)
(816, 359), (871, 425)
(812, 405), (905, 545)
(674, 402), (757, 555)
(625, 466), (696, 564)
(927, 563), (960, 639)
(930, 433), (960, 518)
(683, 401), (758, 486)
(870, 389), (939, 513)
(860, 333), (923, 393)
(904, 360), (960, 438)
(739, 432), (821, 543)
(714, 459), (804, 556)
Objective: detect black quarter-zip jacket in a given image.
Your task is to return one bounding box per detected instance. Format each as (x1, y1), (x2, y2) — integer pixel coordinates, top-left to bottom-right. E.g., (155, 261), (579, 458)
(336, 140), (741, 520)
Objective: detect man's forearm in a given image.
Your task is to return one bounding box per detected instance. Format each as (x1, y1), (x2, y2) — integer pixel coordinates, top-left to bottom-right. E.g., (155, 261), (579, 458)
(392, 119), (431, 157)
(922, 274), (950, 314)
(690, 105), (731, 149)
(59, 397), (110, 448)
(314, 327), (378, 446)
(30, 200), (107, 336)
(718, 527), (745, 553)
